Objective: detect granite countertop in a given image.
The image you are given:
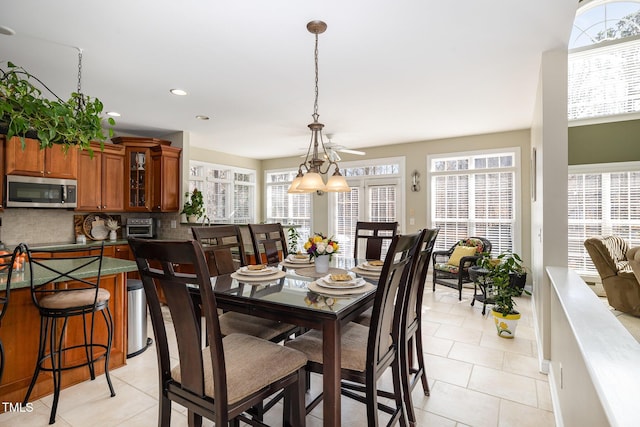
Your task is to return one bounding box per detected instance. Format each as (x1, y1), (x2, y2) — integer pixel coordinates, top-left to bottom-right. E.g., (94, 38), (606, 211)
(0, 254), (138, 291)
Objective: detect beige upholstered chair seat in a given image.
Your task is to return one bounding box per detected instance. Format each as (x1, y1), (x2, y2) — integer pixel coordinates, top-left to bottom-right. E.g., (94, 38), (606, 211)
(286, 322), (393, 372)
(39, 288), (110, 310)
(219, 312), (296, 341)
(171, 333), (307, 405)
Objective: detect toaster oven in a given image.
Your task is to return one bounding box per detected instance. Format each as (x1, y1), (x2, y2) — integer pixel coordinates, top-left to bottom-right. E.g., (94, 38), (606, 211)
(125, 218), (155, 238)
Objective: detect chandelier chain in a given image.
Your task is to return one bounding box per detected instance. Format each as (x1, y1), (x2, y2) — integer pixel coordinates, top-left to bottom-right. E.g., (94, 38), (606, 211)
(77, 49), (83, 94)
(313, 32), (320, 122)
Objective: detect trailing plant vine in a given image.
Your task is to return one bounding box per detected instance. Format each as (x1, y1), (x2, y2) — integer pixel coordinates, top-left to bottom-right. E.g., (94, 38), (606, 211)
(0, 61), (115, 152)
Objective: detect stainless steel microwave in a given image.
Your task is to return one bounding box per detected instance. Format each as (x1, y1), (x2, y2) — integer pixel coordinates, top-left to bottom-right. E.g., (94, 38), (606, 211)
(125, 218), (155, 238)
(6, 175), (78, 208)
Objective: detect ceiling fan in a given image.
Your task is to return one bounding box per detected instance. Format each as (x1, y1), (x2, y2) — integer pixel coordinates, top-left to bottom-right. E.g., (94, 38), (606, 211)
(299, 134), (366, 162)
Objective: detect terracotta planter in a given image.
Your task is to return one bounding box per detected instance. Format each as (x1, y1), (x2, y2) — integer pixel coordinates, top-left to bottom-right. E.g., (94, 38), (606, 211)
(491, 309), (521, 339)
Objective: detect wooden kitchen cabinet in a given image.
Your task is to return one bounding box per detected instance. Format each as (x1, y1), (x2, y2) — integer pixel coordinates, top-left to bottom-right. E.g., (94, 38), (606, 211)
(76, 142), (125, 212)
(5, 136), (78, 179)
(112, 136), (181, 212)
(151, 144), (181, 212)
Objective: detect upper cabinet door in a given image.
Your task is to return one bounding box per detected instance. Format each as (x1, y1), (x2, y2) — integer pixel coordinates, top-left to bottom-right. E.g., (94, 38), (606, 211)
(5, 137), (77, 179)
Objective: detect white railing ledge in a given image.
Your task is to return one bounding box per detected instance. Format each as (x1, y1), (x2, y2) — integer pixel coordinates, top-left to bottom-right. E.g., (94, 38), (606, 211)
(547, 266), (640, 427)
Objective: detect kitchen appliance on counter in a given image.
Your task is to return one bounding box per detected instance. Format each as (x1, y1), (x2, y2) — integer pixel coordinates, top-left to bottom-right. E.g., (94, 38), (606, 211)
(125, 217), (155, 238)
(6, 175), (77, 208)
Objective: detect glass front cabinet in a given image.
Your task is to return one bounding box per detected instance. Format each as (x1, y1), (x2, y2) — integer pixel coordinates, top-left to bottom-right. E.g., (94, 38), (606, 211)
(112, 137), (182, 212)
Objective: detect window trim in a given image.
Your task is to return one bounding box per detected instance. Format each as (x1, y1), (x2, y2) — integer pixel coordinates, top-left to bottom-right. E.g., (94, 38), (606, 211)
(263, 166), (314, 230)
(427, 147), (522, 254)
(188, 160), (257, 224)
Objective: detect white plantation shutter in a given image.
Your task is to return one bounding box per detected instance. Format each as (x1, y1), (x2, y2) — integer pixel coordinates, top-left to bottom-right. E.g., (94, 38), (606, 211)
(429, 151), (518, 255)
(568, 163), (640, 276)
(336, 188), (361, 259)
(569, 38), (640, 120)
(265, 170), (312, 247)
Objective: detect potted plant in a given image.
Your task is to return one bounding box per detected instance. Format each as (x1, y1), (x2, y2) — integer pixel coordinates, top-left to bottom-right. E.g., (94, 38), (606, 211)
(0, 61), (115, 152)
(181, 189), (205, 223)
(479, 251), (528, 338)
(287, 225), (301, 254)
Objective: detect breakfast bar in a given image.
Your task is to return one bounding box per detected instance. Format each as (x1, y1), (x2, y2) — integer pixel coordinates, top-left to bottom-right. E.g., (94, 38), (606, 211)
(0, 255), (137, 404)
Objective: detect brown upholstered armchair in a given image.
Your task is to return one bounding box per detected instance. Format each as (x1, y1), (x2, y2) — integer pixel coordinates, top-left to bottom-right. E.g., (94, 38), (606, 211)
(584, 236), (640, 317)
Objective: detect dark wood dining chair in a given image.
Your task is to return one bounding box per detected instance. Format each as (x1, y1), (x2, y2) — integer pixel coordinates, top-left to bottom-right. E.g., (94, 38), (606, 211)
(191, 225), (298, 343)
(0, 245), (23, 384)
(353, 221), (398, 260)
(286, 232), (422, 426)
(353, 228), (439, 424)
(248, 223), (289, 265)
(128, 238), (307, 427)
(22, 242), (116, 425)
(399, 228), (439, 424)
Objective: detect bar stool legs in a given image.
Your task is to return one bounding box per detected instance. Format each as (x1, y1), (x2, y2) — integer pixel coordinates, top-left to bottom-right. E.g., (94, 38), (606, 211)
(23, 308), (116, 424)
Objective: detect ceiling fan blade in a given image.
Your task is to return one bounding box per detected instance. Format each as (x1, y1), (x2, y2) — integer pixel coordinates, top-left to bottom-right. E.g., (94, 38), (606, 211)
(337, 148), (366, 155)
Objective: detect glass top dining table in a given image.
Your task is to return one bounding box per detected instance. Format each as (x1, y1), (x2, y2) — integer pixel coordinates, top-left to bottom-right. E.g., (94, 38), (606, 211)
(210, 257), (380, 427)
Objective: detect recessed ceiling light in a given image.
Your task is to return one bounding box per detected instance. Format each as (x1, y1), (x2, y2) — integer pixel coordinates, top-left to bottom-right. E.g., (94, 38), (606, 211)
(106, 111), (121, 117)
(0, 25), (15, 36)
(170, 89), (187, 96)
(195, 115), (210, 120)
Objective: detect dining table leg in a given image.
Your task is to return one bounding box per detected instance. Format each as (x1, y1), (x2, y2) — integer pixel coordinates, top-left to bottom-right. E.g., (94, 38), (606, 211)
(322, 319), (341, 427)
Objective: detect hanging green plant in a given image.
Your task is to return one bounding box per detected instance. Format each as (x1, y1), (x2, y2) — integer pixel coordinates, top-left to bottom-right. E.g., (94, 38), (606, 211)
(0, 60), (115, 152)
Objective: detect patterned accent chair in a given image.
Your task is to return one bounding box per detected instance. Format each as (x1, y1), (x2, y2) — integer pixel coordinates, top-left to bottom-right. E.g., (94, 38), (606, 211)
(584, 236), (640, 317)
(432, 237), (492, 300)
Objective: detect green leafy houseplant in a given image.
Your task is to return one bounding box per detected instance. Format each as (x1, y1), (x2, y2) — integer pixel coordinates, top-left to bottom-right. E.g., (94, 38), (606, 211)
(479, 251), (528, 317)
(181, 189), (205, 220)
(287, 226), (301, 254)
(0, 61), (115, 152)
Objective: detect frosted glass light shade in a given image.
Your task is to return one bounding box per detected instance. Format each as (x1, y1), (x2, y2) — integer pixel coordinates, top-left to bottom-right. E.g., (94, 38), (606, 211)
(325, 173), (351, 192)
(287, 174), (305, 193)
(297, 172), (326, 192)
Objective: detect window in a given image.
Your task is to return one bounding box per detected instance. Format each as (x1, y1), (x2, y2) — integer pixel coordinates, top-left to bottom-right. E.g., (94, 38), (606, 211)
(329, 158), (403, 259)
(187, 161), (256, 224)
(568, 162), (640, 276)
(569, 1), (640, 121)
(264, 169), (312, 250)
(428, 149), (520, 255)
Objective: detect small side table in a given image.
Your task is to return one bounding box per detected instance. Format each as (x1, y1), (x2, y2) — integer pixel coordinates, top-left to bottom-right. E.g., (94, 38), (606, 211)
(468, 266), (493, 315)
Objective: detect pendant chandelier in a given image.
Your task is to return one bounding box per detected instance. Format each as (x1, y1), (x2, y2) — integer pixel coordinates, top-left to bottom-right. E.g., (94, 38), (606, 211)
(288, 21), (351, 194)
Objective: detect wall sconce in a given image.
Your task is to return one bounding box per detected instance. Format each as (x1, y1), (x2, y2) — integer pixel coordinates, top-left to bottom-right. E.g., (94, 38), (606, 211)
(411, 170), (420, 192)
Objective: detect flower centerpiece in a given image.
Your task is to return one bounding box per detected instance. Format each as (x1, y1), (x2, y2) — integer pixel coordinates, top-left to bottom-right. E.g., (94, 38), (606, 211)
(304, 232), (339, 273)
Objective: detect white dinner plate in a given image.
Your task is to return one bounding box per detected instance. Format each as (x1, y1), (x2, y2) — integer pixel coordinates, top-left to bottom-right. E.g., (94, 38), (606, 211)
(237, 266), (280, 276)
(286, 255), (314, 264)
(358, 262), (383, 271)
(316, 277), (366, 289)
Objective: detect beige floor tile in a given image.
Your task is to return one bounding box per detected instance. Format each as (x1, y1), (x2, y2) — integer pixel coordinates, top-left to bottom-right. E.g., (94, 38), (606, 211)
(424, 354), (473, 388)
(0, 400), (72, 427)
(499, 398), (555, 427)
(424, 310), (467, 328)
(434, 324), (483, 345)
(423, 381), (500, 427)
(422, 333), (455, 357)
(479, 330), (534, 357)
(536, 379), (554, 411)
(502, 352), (548, 381)
(468, 365), (538, 407)
(413, 406), (457, 426)
(448, 341), (505, 370)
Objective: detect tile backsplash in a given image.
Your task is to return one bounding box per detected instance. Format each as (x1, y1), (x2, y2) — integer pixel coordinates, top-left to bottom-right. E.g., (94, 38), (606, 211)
(0, 209), (192, 246)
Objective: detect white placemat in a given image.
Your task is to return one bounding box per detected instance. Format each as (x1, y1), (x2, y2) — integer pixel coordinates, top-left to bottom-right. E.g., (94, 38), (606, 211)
(230, 270), (286, 283)
(308, 280), (375, 296)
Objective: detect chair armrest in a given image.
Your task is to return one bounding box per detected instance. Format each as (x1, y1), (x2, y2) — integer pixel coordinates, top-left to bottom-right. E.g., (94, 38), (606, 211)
(432, 250), (451, 263)
(458, 255), (481, 268)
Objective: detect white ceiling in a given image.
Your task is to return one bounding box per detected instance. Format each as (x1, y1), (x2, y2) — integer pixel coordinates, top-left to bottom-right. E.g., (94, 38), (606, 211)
(1, 1), (578, 160)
